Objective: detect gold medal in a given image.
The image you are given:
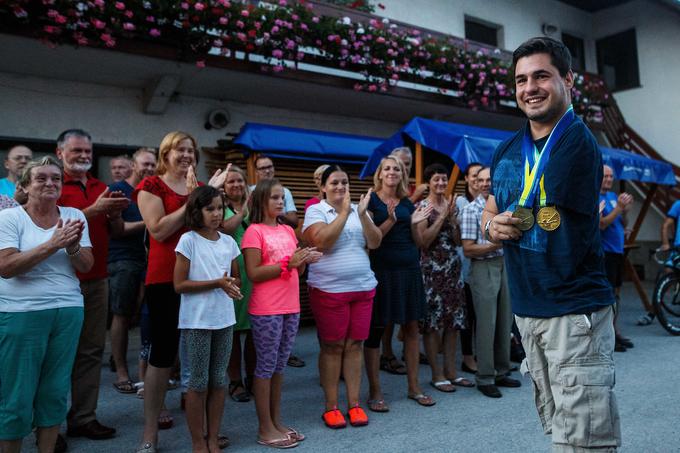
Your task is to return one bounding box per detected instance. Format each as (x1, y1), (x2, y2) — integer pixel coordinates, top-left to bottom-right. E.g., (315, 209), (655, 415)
(537, 206), (561, 231)
(512, 207), (535, 231)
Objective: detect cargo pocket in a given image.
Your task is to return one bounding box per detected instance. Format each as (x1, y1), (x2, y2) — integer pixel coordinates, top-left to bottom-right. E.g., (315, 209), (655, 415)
(557, 358), (620, 448)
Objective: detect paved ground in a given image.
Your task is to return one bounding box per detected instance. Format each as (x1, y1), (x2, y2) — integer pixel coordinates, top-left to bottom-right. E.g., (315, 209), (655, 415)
(20, 283), (680, 452)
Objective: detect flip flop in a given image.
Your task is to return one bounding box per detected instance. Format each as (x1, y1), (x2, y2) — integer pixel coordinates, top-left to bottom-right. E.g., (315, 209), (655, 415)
(157, 410), (174, 430)
(285, 427), (305, 442)
(366, 398), (390, 413)
(204, 434), (230, 449)
(256, 436), (298, 449)
(450, 377), (475, 388)
(430, 380), (456, 393)
(113, 379), (136, 394)
(408, 393), (436, 407)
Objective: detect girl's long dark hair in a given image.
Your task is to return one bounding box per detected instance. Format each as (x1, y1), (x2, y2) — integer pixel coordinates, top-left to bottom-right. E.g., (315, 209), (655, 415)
(185, 186), (224, 230)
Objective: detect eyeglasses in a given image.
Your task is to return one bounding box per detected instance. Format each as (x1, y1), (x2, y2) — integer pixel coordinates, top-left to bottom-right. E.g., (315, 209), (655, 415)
(10, 156), (32, 162)
(256, 165), (274, 172)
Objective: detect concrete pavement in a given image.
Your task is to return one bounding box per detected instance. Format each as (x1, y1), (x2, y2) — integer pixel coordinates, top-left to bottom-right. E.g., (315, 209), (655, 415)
(20, 283), (680, 452)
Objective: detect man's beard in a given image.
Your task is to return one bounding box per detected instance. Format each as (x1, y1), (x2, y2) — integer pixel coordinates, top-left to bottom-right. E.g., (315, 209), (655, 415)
(71, 162), (92, 172)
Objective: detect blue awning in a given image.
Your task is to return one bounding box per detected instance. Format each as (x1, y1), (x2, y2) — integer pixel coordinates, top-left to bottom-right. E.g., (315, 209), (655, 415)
(233, 122), (385, 165)
(359, 117), (676, 186)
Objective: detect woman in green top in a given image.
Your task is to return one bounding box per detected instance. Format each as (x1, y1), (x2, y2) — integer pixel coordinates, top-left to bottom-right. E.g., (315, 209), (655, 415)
(222, 165), (255, 402)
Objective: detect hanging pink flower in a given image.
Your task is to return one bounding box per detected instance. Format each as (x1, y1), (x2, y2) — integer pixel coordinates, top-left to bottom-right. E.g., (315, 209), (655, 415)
(114, 2), (125, 10)
(236, 20), (244, 28)
(149, 28), (161, 37)
(219, 17), (228, 25)
(146, 16), (155, 22)
(241, 10), (249, 17)
(194, 3), (205, 11)
(368, 84), (378, 92)
(312, 16), (320, 23)
(273, 65), (284, 72)
(196, 60), (206, 68)
(123, 22), (135, 31)
(272, 49), (283, 58)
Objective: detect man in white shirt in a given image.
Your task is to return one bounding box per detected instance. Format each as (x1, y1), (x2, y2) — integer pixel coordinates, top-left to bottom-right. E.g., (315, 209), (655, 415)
(250, 155), (298, 228)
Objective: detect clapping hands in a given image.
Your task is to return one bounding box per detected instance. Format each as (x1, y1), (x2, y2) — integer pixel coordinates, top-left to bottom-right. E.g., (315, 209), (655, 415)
(289, 247), (323, 269)
(218, 272), (243, 300)
(49, 218), (85, 252)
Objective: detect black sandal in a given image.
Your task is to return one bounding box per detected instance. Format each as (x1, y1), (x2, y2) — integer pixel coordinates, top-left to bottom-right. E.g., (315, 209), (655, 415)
(379, 355), (407, 375)
(229, 380), (250, 403)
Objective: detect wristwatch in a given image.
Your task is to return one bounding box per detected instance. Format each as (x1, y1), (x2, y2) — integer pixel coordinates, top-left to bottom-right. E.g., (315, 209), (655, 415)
(484, 219), (493, 242)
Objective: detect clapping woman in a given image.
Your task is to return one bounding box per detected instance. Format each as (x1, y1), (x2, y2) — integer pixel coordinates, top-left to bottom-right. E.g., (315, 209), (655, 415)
(364, 155), (434, 411)
(135, 132), (229, 453)
(416, 164), (472, 393)
(302, 165), (381, 428)
(0, 157), (93, 452)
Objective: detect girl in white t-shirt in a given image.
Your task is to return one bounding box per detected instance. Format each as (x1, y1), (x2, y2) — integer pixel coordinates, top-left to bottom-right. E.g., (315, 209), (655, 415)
(174, 186), (242, 453)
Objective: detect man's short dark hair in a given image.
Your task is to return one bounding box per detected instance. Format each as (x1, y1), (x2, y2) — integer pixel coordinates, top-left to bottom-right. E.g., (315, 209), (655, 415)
(512, 37), (572, 77)
(57, 129), (92, 149)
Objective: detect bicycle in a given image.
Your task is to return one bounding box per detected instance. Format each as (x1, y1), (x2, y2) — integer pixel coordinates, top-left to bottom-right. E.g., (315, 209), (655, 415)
(651, 247), (680, 335)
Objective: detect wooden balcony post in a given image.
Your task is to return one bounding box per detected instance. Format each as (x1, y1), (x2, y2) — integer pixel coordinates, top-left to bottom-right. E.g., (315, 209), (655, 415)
(626, 183), (657, 246)
(246, 153), (256, 185)
(446, 164), (460, 196)
(415, 142), (423, 186)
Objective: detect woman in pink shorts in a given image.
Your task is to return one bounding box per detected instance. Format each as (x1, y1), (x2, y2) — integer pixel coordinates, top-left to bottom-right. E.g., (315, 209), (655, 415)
(302, 165), (382, 429)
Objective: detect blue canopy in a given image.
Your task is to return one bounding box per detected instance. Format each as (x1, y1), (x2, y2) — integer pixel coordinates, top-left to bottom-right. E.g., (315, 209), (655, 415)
(359, 117), (676, 185)
(233, 122), (385, 165)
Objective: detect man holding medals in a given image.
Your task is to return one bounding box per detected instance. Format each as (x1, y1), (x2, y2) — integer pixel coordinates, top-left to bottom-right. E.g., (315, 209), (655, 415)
(482, 37), (621, 451)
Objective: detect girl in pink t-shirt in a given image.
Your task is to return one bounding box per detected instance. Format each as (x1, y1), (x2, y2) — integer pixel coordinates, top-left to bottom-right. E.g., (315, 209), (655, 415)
(242, 179), (321, 449)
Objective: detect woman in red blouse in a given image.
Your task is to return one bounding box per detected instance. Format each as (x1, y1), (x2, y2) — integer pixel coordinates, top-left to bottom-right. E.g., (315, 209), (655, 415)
(135, 131), (227, 453)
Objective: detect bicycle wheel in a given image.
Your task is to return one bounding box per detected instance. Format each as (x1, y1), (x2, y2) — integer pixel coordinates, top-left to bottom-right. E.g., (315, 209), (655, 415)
(652, 272), (680, 336)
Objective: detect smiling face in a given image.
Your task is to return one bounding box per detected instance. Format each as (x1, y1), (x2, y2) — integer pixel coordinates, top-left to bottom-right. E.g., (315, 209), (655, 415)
(57, 135), (93, 177)
(378, 157), (403, 188)
(476, 168), (491, 199)
(166, 138), (196, 174)
(224, 170), (246, 201)
(514, 53), (573, 129)
(201, 195), (224, 230)
(428, 172), (448, 196)
(133, 151), (157, 180)
(26, 164), (62, 203)
(322, 171), (349, 205)
(266, 184), (285, 220)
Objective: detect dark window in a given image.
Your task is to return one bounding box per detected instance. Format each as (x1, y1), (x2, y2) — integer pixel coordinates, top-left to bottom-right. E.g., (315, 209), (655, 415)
(562, 32), (585, 72)
(465, 18), (500, 47)
(596, 29), (640, 92)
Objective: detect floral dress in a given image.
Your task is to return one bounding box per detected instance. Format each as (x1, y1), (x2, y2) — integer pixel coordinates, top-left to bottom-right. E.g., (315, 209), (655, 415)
(417, 201), (467, 331)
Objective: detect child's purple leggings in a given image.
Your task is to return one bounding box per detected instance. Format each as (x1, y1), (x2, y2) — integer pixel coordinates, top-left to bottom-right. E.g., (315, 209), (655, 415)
(250, 313), (300, 379)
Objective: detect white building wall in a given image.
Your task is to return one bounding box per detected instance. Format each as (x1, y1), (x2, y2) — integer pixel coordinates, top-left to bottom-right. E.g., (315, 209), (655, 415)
(0, 72), (400, 181)
(593, 0), (680, 165)
(377, 0), (680, 165)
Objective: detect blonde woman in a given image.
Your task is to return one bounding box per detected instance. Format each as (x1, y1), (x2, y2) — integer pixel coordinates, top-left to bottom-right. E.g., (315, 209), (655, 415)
(363, 155), (434, 411)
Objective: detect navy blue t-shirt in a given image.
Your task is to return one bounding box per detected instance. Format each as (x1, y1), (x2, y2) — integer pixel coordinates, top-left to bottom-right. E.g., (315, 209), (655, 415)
(108, 180), (146, 263)
(490, 117), (614, 317)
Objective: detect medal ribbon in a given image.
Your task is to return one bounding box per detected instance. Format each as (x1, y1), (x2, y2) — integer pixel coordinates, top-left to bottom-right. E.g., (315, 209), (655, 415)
(518, 105), (575, 209)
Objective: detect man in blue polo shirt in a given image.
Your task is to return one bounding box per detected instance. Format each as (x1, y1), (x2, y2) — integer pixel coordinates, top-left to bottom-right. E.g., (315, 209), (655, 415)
(482, 37), (620, 451)
(599, 165), (634, 352)
(109, 148), (157, 393)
